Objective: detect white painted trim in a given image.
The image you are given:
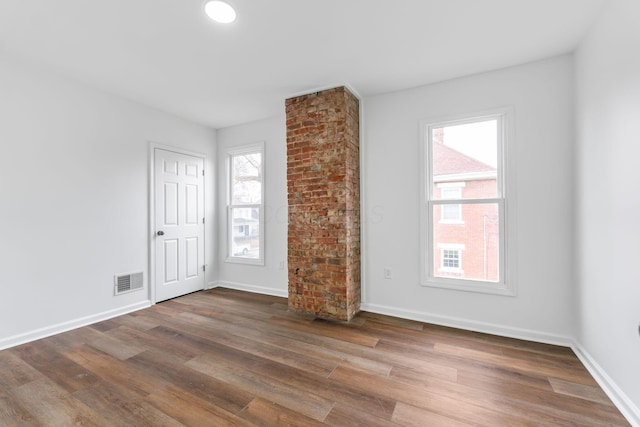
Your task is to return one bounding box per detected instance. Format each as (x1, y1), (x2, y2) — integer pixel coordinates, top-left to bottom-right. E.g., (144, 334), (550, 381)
(571, 343), (640, 427)
(420, 107), (517, 297)
(359, 97), (367, 304)
(148, 142), (208, 304)
(435, 170), (497, 182)
(224, 141), (265, 266)
(359, 302), (573, 347)
(0, 301), (151, 351)
(208, 280), (288, 299)
(437, 182), (466, 188)
(286, 83), (363, 102)
(149, 142), (208, 160)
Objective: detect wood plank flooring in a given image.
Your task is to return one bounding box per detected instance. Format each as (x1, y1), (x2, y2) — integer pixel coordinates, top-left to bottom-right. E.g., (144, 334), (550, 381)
(0, 288), (630, 426)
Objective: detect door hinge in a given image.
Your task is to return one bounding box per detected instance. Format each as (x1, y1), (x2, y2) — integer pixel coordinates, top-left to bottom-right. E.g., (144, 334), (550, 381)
(203, 265), (206, 272)
(202, 217), (205, 224)
(202, 170), (205, 176)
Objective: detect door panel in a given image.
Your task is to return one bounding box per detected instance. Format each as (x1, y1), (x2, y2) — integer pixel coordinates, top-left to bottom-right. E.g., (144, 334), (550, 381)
(185, 184), (198, 225)
(164, 183), (178, 225)
(164, 159), (178, 175)
(155, 149), (205, 302)
(164, 239), (179, 283)
(185, 237), (199, 278)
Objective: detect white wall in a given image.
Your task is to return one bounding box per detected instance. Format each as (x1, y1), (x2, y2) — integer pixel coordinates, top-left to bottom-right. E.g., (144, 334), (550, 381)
(0, 54), (216, 348)
(362, 56), (576, 342)
(213, 59), (576, 342)
(575, 0), (640, 422)
(215, 116), (288, 297)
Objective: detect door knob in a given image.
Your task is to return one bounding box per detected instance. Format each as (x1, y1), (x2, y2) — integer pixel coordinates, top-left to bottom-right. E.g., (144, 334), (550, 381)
(157, 231), (164, 236)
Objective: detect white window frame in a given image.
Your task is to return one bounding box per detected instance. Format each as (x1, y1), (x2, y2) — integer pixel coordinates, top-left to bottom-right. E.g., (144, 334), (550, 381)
(225, 142), (265, 265)
(419, 108), (516, 296)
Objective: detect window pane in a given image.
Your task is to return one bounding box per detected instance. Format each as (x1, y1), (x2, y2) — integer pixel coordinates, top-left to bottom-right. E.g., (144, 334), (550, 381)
(232, 153), (262, 204)
(231, 207), (260, 259)
(442, 250), (460, 268)
(433, 203), (499, 282)
(441, 204), (461, 221)
(441, 187), (461, 199)
(432, 120), (497, 199)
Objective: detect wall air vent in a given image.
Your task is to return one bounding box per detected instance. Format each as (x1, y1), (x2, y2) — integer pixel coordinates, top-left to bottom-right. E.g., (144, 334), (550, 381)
(114, 272), (144, 295)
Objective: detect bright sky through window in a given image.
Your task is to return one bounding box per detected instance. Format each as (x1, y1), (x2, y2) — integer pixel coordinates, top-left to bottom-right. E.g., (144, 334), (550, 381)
(442, 120), (497, 168)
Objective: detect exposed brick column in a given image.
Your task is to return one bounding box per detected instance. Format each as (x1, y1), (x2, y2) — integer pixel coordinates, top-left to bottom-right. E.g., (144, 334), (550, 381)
(286, 87), (361, 321)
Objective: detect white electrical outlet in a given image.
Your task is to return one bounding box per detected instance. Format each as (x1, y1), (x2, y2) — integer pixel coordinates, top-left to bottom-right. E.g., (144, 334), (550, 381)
(279, 261), (285, 270)
(384, 267), (392, 279)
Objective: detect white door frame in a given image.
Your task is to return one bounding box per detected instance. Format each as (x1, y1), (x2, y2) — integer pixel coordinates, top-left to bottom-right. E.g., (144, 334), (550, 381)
(148, 142), (207, 304)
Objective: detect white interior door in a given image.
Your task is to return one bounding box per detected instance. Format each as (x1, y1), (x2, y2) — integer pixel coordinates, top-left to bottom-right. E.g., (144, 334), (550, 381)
(154, 148), (205, 302)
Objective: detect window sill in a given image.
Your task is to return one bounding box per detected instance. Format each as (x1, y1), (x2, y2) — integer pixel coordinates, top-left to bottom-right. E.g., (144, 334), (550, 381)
(438, 268), (464, 274)
(421, 278), (515, 296)
(225, 257), (264, 266)
(439, 220), (464, 225)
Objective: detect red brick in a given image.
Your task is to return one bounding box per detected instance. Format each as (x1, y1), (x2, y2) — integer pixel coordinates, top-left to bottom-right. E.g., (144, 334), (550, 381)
(286, 87), (360, 321)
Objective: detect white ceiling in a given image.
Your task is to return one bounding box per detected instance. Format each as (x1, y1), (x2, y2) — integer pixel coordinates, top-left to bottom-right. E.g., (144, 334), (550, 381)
(0, 0), (607, 128)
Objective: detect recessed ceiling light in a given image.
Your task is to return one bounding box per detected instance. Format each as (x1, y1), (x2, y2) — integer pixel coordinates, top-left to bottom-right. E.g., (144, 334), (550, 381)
(204, 1), (236, 24)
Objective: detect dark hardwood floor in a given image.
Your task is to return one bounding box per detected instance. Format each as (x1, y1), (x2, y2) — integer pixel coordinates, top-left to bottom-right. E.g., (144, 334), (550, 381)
(0, 288), (630, 426)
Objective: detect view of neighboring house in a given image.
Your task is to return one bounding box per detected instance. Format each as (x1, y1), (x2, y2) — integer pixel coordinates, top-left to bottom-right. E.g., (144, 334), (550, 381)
(432, 128), (499, 282)
(232, 208), (260, 256)
(229, 151), (262, 259)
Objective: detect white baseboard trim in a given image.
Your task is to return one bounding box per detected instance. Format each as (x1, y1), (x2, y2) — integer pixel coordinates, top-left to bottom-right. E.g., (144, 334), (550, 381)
(208, 280), (288, 299)
(571, 343), (640, 427)
(0, 300), (151, 351)
(359, 302), (574, 347)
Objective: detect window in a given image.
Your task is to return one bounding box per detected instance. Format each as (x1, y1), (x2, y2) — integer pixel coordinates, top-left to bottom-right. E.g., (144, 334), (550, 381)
(438, 243), (465, 275)
(226, 143), (264, 264)
(439, 183), (464, 223)
(420, 109), (514, 295)
(442, 249), (460, 268)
